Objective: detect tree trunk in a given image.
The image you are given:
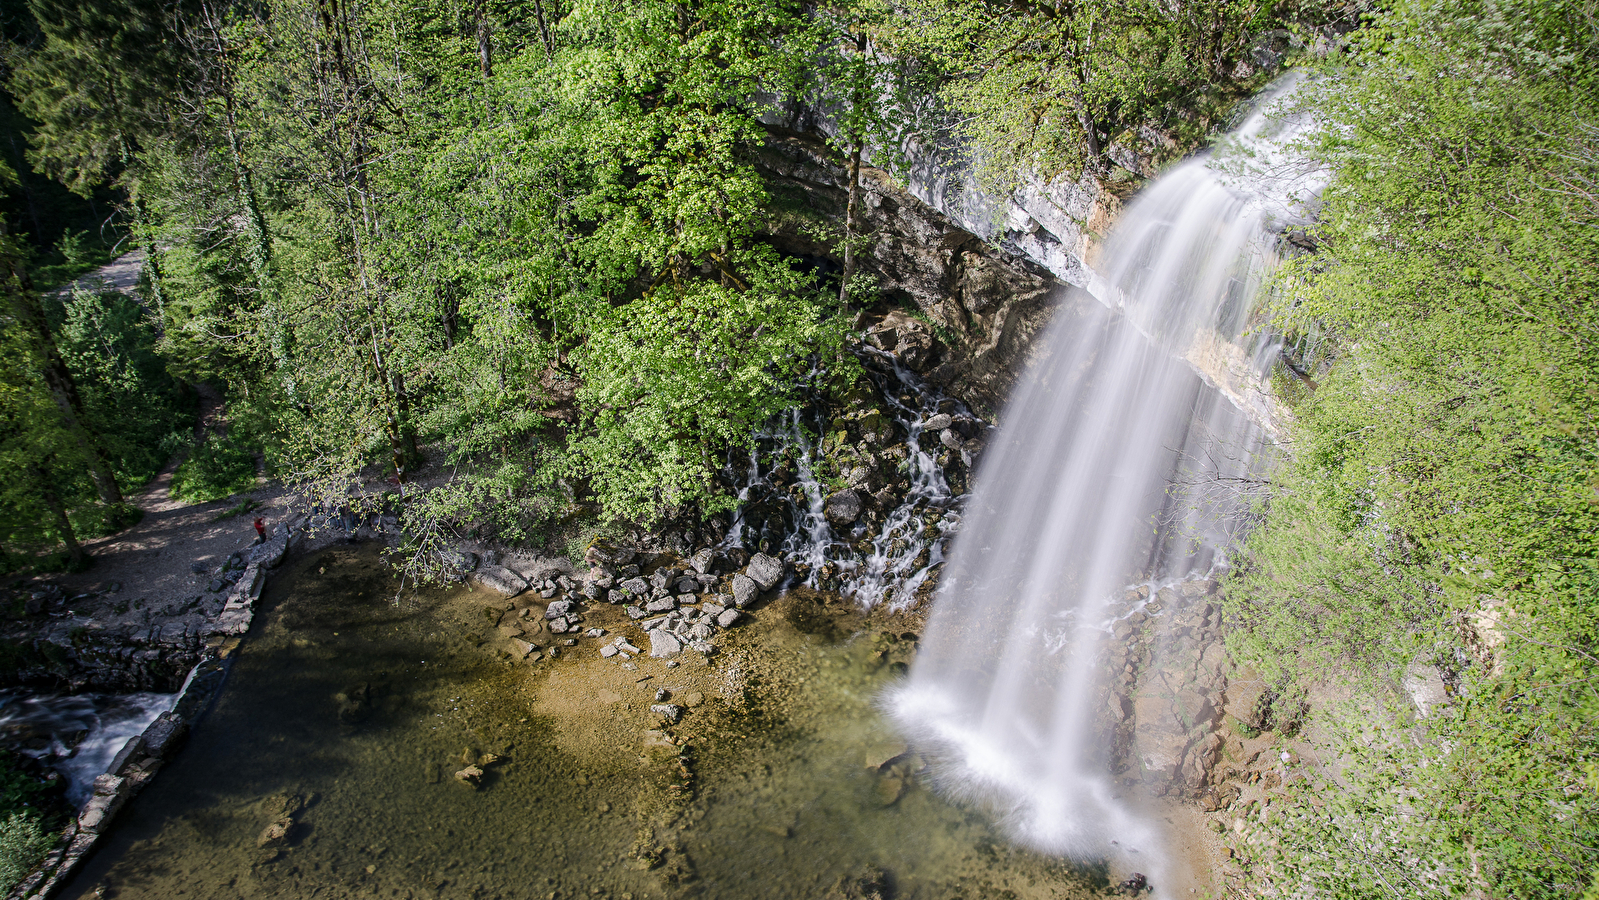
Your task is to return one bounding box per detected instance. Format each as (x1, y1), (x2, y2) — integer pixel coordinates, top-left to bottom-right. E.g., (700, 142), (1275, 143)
(475, 0), (493, 78)
(531, 0), (554, 59)
(0, 226), (125, 506)
(36, 466), (86, 569)
(838, 138), (863, 307)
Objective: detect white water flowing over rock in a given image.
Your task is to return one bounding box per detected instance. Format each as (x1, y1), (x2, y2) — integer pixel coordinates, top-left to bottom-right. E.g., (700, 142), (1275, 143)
(0, 690), (177, 806)
(887, 77), (1323, 886)
(722, 350), (969, 608)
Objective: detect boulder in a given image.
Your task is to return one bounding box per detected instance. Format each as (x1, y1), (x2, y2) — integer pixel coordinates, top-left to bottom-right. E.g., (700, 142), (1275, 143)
(471, 565), (528, 597)
(141, 712), (188, 759)
(620, 577), (649, 596)
(649, 631), (683, 658)
(78, 775), (129, 834)
(1403, 662), (1450, 718)
(746, 553), (785, 591)
(650, 704), (684, 724)
(731, 575), (759, 609)
(584, 541), (635, 568)
(716, 608), (742, 628)
(867, 310), (937, 371)
(544, 599), (574, 619)
(824, 490), (863, 526)
(922, 413), (953, 431)
(686, 548), (716, 574)
(1222, 669), (1270, 729)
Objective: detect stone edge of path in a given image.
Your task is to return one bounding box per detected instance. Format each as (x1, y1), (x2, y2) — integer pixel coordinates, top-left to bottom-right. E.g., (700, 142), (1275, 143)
(7, 521), (308, 900)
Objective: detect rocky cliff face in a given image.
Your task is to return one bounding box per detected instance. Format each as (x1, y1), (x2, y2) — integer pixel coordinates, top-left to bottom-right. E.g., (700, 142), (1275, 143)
(757, 131), (1100, 419)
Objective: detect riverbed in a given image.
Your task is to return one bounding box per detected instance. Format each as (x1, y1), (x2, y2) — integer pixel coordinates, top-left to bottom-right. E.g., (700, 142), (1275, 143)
(60, 545), (1110, 900)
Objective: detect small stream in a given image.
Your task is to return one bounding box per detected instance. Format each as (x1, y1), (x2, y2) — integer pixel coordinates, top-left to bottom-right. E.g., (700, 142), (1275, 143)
(0, 691), (176, 806)
(61, 545), (1106, 900)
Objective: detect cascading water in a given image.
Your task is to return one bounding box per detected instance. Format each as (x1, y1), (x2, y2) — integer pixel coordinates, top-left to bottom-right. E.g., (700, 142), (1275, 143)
(886, 77), (1322, 884)
(0, 690), (177, 806)
(722, 349), (974, 608)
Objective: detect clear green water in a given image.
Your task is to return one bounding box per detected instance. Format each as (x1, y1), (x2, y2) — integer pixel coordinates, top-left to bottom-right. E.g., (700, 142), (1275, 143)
(62, 546), (1106, 900)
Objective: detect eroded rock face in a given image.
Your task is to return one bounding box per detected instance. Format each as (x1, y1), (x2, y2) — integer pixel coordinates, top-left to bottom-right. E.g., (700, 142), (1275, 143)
(754, 134), (1068, 418)
(1093, 580), (1242, 798)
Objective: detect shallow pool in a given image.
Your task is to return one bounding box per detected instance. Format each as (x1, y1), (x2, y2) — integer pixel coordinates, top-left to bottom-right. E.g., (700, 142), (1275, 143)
(63, 545), (1107, 900)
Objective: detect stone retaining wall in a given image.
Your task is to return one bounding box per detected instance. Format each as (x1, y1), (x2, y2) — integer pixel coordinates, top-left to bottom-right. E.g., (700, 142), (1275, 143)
(6, 522), (306, 900)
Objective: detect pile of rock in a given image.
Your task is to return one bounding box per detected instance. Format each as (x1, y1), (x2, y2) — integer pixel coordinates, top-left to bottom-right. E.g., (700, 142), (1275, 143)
(465, 540), (791, 664)
(581, 545), (787, 661)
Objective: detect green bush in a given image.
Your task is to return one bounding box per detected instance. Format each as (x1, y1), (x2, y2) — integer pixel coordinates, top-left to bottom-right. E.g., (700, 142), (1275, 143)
(1226, 0), (1599, 895)
(171, 435), (258, 503)
(0, 750), (58, 894)
(51, 287), (192, 489)
(0, 812), (51, 893)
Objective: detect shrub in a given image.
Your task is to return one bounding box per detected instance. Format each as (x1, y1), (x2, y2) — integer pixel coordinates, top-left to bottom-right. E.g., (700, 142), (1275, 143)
(171, 435), (258, 503)
(0, 812), (51, 893)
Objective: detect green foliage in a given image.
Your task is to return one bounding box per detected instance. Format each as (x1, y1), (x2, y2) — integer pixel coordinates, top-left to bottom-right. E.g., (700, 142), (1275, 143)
(879, 0), (1309, 185)
(27, 229), (115, 291)
(0, 749), (59, 893)
(171, 433), (257, 503)
(0, 811), (50, 894)
(211, 496), (261, 521)
(1228, 0), (1599, 895)
(49, 287), (190, 487)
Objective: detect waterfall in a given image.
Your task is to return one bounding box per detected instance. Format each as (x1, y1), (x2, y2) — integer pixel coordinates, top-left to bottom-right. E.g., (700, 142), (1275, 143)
(721, 350), (969, 608)
(887, 77), (1321, 882)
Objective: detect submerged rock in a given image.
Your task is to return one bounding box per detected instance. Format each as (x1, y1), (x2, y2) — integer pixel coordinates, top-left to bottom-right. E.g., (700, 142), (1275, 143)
(257, 817), (294, 848)
(826, 865), (892, 900)
(471, 566), (528, 597)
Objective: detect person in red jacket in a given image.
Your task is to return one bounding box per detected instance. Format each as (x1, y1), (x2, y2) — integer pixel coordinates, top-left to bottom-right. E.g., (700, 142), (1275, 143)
(253, 516), (268, 544)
